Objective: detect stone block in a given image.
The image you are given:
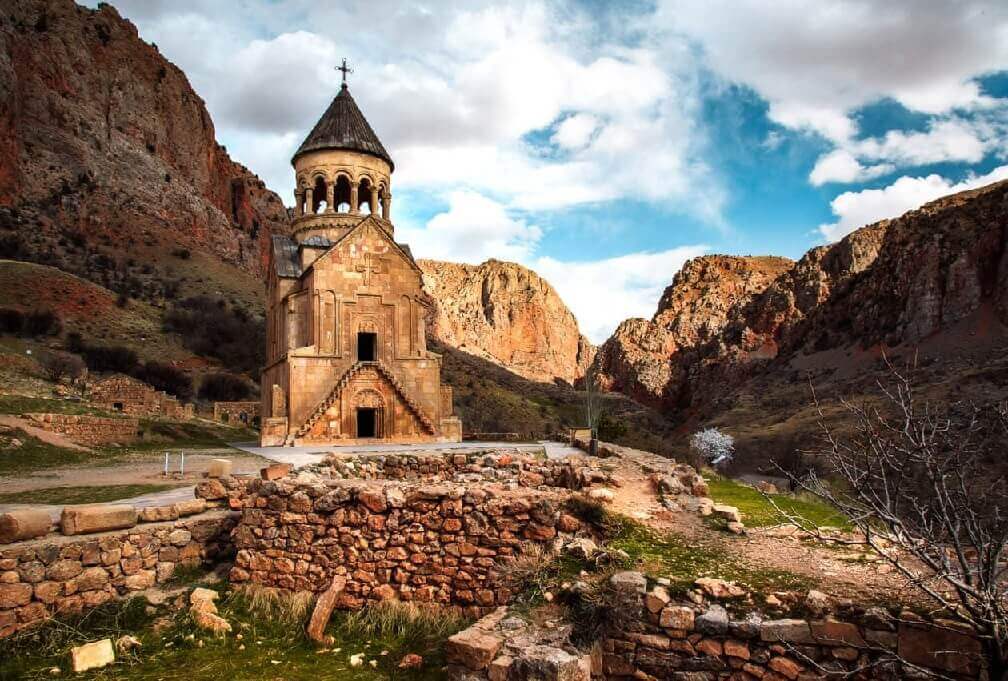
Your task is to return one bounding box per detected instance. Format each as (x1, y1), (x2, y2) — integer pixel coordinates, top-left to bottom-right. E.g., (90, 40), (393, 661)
(70, 639), (115, 672)
(696, 604), (729, 635)
(810, 619), (865, 647)
(0, 582), (32, 609)
(712, 505), (742, 523)
(307, 576), (347, 643)
(898, 622), (981, 676)
(173, 499), (207, 517)
(760, 619), (815, 645)
(509, 645), (589, 681)
(446, 628), (502, 670)
(207, 459), (232, 478)
(660, 606), (695, 631)
(60, 505), (137, 536)
(0, 510), (53, 543)
(609, 571), (646, 594)
(195, 480), (227, 500)
(261, 463), (292, 481)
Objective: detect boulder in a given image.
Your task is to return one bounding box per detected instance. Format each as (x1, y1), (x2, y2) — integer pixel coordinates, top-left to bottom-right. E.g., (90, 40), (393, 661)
(61, 505), (136, 536)
(712, 505), (742, 523)
(70, 639), (114, 672)
(0, 509), (52, 543)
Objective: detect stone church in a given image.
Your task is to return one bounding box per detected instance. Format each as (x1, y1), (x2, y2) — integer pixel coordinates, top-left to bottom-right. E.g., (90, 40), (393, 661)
(259, 76), (462, 446)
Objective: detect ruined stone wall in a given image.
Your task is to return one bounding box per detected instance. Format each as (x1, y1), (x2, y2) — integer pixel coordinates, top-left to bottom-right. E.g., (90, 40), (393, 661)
(0, 513), (236, 638)
(88, 374), (189, 419)
(445, 578), (984, 680)
(23, 413), (139, 446)
(228, 477), (583, 613)
(212, 401), (260, 424)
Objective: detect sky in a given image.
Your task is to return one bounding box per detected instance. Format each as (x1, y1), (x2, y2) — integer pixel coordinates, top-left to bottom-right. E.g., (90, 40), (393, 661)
(87, 0), (1008, 343)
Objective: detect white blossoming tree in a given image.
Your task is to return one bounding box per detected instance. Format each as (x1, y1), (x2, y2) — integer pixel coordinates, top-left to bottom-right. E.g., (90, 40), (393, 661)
(690, 427), (735, 469)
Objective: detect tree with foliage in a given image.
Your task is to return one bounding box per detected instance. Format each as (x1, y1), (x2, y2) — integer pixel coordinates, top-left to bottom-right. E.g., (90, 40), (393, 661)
(769, 363), (1008, 679)
(136, 361), (193, 400)
(199, 372), (252, 402)
(690, 427), (735, 468)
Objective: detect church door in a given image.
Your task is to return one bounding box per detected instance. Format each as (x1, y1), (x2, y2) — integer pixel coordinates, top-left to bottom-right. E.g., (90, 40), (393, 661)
(357, 332), (377, 361)
(356, 407), (378, 438)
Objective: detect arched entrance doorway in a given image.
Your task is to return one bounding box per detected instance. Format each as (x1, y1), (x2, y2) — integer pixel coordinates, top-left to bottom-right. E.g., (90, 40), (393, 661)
(354, 389), (383, 439)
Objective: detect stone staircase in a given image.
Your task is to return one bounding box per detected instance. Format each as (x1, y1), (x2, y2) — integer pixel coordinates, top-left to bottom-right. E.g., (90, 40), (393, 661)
(291, 361), (435, 442)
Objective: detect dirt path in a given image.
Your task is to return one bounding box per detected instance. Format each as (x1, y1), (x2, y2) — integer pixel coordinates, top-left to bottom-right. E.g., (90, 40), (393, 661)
(603, 455), (913, 604)
(0, 448), (269, 492)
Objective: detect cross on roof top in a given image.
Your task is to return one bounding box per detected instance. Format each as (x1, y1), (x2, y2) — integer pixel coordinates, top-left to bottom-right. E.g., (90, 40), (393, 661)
(337, 58), (353, 85)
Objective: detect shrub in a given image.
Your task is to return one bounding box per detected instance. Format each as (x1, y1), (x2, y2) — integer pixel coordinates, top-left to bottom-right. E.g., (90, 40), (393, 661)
(23, 309), (61, 337)
(0, 308), (24, 334)
(199, 372), (251, 402)
(82, 344), (139, 374)
(135, 361), (193, 400)
(163, 296), (265, 376)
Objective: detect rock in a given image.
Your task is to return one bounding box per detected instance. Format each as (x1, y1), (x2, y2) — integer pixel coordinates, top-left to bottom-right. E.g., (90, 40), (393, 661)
(695, 604), (729, 635)
(124, 571), (156, 591)
(508, 645), (589, 681)
(488, 655), (513, 681)
(810, 619), (866, 647)
(898, 622), (982, 676)
(172, 499), (207, 517)
(70, 639), (114, 672)
(307, 575), (347, 642)
(398, 653), (423, 669)
(694, 577), (746, 599)
(761, 619), (815, 645)
(804, 589), (831, 615)
(556, 514), (580, 533)
(445, 628), (502, 670)
(644, 586), (670, 613)
(768, 656), (803, 680)
(0, 509), (53, 543)
(192, 609), (231, 635)
(659, 606), (694, 631)
(755, 481), (778, 494)
(564, 538), (598, 560)
(712, 505), (742, 523)
(609, 571), (647, 595)
(420, 259), (595, 383)
(115, 635), (141, 653)
(0, 583), (33, 609)
(138, 506), (179, 523)
(195, 480), (227, 501)
(60, 505), (137, 536)
(168, 529), (192, 547)
(189, 588), (220, 606)
(261, 463), (293, 481)
(726, 521), (745, 535)
(207, 459), (232, 478)
(349, 653), (365, 667)
(587, 488), (614, 503)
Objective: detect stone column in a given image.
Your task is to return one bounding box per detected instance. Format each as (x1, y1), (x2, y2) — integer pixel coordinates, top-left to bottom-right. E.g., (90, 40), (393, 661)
(370, 186), (379, 216)
(382, 193), (392, 221)
(325, 180), (335, 213)
(350, 185), (359, 215)
(305, 187), (314, 214)
(294, 189), (303, 217)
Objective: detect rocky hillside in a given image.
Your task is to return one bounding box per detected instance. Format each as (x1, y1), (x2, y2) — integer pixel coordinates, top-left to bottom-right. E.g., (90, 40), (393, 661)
(420, 258), (595, 384)
(596, 179), (1008, 468)
(0, 0), (288, 294)
(596, 255), (793, 405)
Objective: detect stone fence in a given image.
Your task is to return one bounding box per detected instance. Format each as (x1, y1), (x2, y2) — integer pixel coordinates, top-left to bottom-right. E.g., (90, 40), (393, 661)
(446, 572), (985, 680)
(23, 413), (139, 446)
(227, 476), (584, 614)
(0, 512), (236, 638)
(317, 450), (612, 490)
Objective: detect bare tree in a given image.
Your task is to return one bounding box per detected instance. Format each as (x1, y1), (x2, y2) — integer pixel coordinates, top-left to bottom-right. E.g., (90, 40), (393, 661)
(769, 362), (1008, 679)
(38, 350), (85, 385)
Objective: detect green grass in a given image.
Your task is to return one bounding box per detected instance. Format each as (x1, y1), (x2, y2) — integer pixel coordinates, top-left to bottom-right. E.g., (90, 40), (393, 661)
(0, 429), (118, 476)
(0, 587), (465, 681)
(707, 476), (851, 530)
(562, 497), (812, 597)
(132, 419), (258, 450)
(0, 394), (107, 416)
(0, 484), (182, 505)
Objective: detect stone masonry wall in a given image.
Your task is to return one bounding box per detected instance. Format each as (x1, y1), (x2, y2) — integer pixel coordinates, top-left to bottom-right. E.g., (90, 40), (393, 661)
(228, 477), (583, 613)
(23, 413), (139, 446)
(0, 512), (236, 638)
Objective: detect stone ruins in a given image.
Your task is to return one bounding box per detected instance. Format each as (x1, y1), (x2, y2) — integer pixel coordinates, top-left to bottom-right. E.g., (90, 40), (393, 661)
(259, 79), (461, 446)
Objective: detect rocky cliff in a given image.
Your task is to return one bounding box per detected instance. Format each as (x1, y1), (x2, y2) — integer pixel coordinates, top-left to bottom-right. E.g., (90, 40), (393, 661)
(420, 259), (595, 384)
(597, 179), (1008, 414)
(0, 0), (288, 283)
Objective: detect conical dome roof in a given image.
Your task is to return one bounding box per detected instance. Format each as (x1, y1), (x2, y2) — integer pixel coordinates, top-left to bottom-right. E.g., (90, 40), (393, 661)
(292, 84), (393, 169)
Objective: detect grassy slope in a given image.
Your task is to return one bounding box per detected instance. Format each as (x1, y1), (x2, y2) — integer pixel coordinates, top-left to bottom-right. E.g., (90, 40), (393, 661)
(434, 340), (675, 454)
(0, 484), (184, 505)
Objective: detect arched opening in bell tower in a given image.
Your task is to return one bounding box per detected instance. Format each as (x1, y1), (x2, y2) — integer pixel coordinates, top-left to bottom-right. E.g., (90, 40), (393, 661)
(358, 178), (373, 215)
(335, 175), (352, 213)
(311, 176), (327, 214)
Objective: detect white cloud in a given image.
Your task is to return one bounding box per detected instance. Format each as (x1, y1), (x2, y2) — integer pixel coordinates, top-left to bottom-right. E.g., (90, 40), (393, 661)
(533, 247), (709, 344)
(396, 190), (541, 264)
(552, 113), (599, 150)
(810, 118), (996, 185)
(664, 0), (1008, 141)
(819, 165), (1008, 241)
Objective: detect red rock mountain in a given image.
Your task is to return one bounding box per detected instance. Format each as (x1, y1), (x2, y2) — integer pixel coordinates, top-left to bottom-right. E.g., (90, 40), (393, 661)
(419, 259), (595, 384)
(596, 180), (1008, 416)
(0, 0), (288, 282)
